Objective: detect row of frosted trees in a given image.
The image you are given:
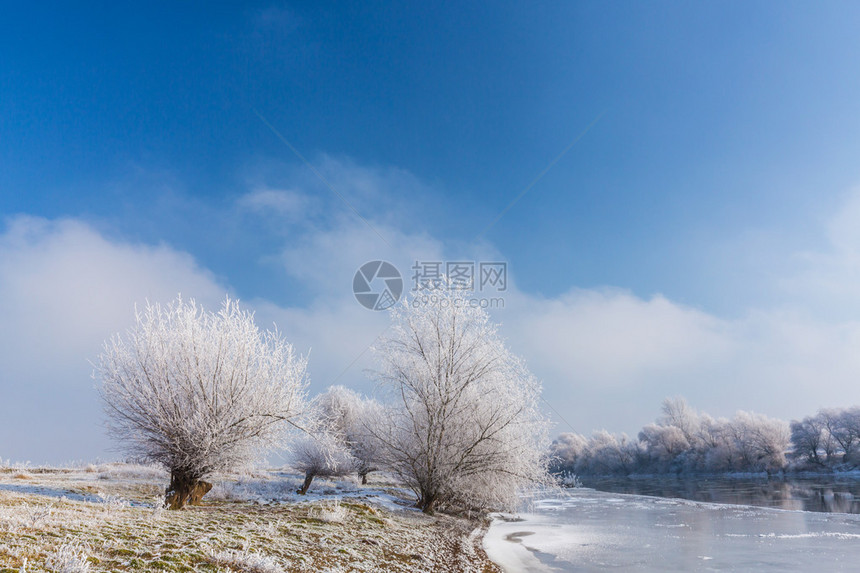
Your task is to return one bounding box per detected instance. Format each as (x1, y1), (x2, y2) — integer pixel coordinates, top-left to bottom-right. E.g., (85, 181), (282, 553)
(789, 407), (860, 467)
(97, 289), (550, 512)
(550, 398), (795, 476)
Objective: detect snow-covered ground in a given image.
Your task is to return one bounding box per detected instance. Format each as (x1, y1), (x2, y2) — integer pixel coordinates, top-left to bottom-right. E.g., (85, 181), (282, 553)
(485, 487), (860, 572)
(0, 464), (499, 572)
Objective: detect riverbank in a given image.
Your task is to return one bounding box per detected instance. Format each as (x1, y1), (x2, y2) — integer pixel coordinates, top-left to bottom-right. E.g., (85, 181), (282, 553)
(483, 513), (557, 573)
(0, 464), (501, 572)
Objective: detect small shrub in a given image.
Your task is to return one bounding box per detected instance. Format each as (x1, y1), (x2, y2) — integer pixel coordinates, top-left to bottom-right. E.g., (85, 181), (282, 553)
(556, 471), (582, 488)
(312, 500), (348, 524)
(205, 548), (283, 573)
(97, 493), (129, 513)
(46, 541), (91, 573)
(27, 503), (54, 528)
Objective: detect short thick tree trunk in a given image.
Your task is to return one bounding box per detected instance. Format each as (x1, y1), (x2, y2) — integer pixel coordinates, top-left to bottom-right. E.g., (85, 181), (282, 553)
(418, 493), (438, 515)
(165, 471), (212, 509)
(189, 480), (213, 505)
(358, 465), (377, 485)
(296, 471), (315, 495)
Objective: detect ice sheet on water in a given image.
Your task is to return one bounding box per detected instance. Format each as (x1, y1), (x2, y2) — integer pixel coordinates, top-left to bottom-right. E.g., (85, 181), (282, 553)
(0, 483), (102, 503)
(485, 488), (860, 572)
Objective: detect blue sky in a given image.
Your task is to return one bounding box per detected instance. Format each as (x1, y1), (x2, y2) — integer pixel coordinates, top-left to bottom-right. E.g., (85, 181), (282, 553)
(3, 2), (860, 463)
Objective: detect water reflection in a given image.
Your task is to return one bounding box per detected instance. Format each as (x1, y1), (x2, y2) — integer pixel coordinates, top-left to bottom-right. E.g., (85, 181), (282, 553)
(579, 476), (860, 513)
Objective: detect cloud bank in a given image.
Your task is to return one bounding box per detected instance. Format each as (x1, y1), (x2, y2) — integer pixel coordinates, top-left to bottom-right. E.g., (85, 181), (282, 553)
(4, 169), (860, 463)
(0, 217), (227, 463)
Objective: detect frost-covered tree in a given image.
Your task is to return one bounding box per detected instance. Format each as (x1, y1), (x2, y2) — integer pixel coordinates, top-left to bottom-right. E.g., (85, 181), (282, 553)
(819, 409), (850, 462)
(638, 423), (690, 471)
(290, 386), (384, 493)
(553, 398), (792, 475)
(313, 385), (384, 484)
(698, 415), (738, 472)
(728, 411), (789, 473)
(587, 431), (639, 475)
(349, 399), (385, 483)
(832, 407), (860, 462)
(373, 286), (550, 514)
(291, 431), (356, 495)
(814, 407), (860, 464)
(658, 397), (700, 447)
(549, 432), (589, 474)
(790, 415), (827, 465)
(818, 415), (839, 463)
(97, 296), (308, 509)
(696, 414), (726, 451)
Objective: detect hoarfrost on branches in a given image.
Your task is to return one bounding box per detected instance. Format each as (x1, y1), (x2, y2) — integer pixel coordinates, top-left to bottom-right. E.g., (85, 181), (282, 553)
(290, 431), (356, 495)
(791, 407), (860, 466)
(372, 285), (551, 514)
(291, 386), (384, 493)
(96, 296), (309, 508)
(315, 385), (384, 483)
(551, 397), (793, 476)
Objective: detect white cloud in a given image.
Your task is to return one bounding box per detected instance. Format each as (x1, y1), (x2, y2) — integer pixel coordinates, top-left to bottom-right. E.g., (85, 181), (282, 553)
(506, 289), (733, 388)
(237, 188), (314, 220)
(826, 188), (860, 254)
(251, 214), (448, 395)
(239, 175), (860, 438)
(8, 167), (860, 463)
(747, 187), (860, 321)
(280, 218), (442, 296)
(0, 216), (227, 463)
(503, 292), (860, 435)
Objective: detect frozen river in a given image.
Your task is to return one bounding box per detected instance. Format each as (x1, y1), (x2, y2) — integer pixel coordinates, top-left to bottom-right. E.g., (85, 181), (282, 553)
(484, 486), (860, 572)
(581, 475), (860, 514)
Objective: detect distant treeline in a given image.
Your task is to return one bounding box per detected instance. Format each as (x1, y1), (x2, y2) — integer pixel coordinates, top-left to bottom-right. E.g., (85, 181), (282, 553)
(550, 398), (860, 476)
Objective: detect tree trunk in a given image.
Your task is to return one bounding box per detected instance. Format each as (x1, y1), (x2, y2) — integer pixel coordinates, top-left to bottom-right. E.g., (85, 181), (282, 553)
(360, 471), (368, 485)
(419, 493), (437, 515)
(189, 480), (212, 505)
(165, 471), (211, 509)
(296, 471), (315, 495)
